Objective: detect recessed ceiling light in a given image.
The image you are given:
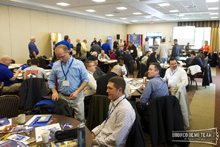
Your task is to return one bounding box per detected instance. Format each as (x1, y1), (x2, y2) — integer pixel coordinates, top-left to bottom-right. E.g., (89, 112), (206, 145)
(120, 18), (127, 20)
(210, 13), (218, 15)
(206, 0), (218, 3)
(85, 9), (96, 12)
(169, 10), (179, 13)
(211, 17), (218, 18)
(158, 3), (170, 7)
(182, 18), (189, 19)
(106, 14), (114, 17)
(154, 19), (160, 21)
(131, 20), (138, 22)
(133, 12), (142, 15)
(56, 2), (70, 6)
(116, 7), (127, 10)
(208, 7), (219, 10)
(92, 0), (106, 2)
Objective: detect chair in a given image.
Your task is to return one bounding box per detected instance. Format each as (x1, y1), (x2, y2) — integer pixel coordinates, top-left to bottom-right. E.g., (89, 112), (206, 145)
(86, 95), (110, 131)
(0, 82), (4, 96)
(128, 60), (135, 77)
(137, 63), (147, 78)
(0, 95), (20, 118)
(19, 78), (48, 110)
(146, 95), (189, 146)
(125, 115), (147, 147)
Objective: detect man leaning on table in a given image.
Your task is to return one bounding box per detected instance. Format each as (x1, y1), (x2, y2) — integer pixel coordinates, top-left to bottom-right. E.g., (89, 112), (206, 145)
(0, 55), (21, 93)
(91, 76), (135, 147)
(163, 58), (188, 91)
(48, 45), (89, 121)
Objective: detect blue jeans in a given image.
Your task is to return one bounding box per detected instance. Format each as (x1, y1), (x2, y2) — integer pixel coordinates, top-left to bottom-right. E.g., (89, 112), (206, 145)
(160, 58), (168, 63)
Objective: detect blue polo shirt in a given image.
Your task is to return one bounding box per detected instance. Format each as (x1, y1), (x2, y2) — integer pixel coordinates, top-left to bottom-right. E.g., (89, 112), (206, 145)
(55, 40), (71, 50)
(0, 63), (15, 86)
(28, 42), (39, 57)
(101, 43), (111, 54)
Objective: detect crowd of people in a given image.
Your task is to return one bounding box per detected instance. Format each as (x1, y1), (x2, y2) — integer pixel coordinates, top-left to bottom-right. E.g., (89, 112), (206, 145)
(0, 34), (214, 146)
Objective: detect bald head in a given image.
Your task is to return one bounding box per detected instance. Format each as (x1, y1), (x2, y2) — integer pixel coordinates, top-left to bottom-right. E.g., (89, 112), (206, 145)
(0, 55), (11, 66)
(111, 65), (122, 76)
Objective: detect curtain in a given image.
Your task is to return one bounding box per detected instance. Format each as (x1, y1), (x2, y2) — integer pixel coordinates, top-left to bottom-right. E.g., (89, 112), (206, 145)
(178, 21), (219, 52)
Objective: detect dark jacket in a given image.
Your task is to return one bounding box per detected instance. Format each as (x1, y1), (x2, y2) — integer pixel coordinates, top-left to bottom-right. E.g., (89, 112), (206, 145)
(128, 45), (137, 59)
(124, 54), (133, 67)
(146, 95), (189, 146)
(96, 72), (118, 96)
(76, 42), (81, 52)
(190, 56), (204, 70)
(202, 64), (212, 86)
(171, 44), (182, 57)
(19, 78), (47, 110)
(125, 115), (147, 147)
(93, 66), (105, 80)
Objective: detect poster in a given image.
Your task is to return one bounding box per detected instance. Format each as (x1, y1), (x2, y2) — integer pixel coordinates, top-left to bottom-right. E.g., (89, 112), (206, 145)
(128, 34), (141, 47)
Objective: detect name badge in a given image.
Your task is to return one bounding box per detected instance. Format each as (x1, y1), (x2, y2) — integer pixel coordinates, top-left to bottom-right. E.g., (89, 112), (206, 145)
(63, 80), (70, 86)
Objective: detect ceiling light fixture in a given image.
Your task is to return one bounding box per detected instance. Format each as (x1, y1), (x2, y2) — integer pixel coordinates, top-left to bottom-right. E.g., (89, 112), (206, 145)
(211, 17), (218, 18)
(56, 2), (70, 6)
(206, 0), (219, 3)
(208, 7), (219, 10)
(210, 13), (218, 15)
(131, 20), (138, 22)
(92, 0), (106, 2)
(133, 12), (142, 15)
(145, 16), (152, 18)
(105, 14), (114, 17)
(158, 3), (170, 7)
(85, 9), (96, 12)
(116, 7), (127, 10)
(169, 10), (179, 13)
(120, 18), (127, 20)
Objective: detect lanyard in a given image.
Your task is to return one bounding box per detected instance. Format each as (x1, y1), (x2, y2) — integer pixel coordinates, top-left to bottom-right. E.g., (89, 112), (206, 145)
(61, 59), (73, 80)
(106, 97), (126, 122)
(170, 68), (178, 77)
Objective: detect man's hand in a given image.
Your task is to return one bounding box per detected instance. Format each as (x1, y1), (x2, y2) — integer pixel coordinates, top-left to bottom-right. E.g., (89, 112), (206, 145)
(169, 87), (174, 91)
(91, 132), (95, 140)
(52, 92), (59, 101)
(70, 90), (79, 100)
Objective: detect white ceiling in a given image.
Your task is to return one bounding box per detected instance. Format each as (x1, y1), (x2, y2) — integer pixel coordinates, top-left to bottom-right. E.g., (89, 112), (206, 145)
(0, 0), (219, 24)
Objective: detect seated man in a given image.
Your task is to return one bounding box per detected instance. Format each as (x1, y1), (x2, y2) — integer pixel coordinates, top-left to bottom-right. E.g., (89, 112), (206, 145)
(83, 60), (97, 102)
(0, 55), (21, 93)
(98, 50), (110, 61)
(91, 76), (135, 146)
(23, 58), (46, 79)
(117, 56), (129, 78)
(189, 51), (204, 69)
(163, 58), (188, 91)
(88, 56), (105, 80)
(140, 51), (151, 66)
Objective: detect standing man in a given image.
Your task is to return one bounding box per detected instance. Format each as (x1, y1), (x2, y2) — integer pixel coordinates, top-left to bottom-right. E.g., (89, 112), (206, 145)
(48, 45), (89, 121)
(67, 38), (73, 56)
(204, 40), (210, 58)
(142, 37), (150, 56)
(81, 39), (88, 57)
(171, 39), (182, 60)
(28, 36), (39, 59)
(76, 39), (81, 58)
(185, 42), (190, 56)
(163, 58), (188, 91)
(91, 38), (97, 47)
(98, 39), (102, 48)
(101, 40), (111, 56)
(91, 76), (135, 147)
(0, 56), (21, 93)
(55, 35), (71, 51)
(157, 38), (169, 63)
(128, 41), (137, 60)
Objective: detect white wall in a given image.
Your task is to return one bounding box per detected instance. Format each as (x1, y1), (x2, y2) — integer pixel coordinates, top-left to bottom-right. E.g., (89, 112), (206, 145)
(127, 22), (178, 47)
(0, 4), (127, 64)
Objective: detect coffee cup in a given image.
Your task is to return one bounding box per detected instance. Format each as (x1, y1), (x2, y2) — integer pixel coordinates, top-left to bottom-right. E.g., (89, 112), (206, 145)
(143, 77), (147, 83)
(41, 130), (50, 144)
(15, 114), (25, 124)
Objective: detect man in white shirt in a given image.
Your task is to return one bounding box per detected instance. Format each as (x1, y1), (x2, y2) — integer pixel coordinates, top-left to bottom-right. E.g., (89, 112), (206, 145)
(23, 58), (46, 79)
(91, 76), (135, 147)
(83, 60), (97, 98)
(157, 38), (169, 63)
(98, 50), (110, 61)
(163, 58), (188, 91)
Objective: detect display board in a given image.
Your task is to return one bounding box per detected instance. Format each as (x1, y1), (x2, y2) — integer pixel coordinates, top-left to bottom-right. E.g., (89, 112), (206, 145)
(173, 26), (195, 45)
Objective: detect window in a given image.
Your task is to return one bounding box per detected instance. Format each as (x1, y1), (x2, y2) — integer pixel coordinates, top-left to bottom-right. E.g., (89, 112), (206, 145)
(191, 27), (211, 49)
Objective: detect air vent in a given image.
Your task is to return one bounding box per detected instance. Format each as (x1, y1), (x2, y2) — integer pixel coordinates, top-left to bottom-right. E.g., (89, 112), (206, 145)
(186, 5), (196, 8)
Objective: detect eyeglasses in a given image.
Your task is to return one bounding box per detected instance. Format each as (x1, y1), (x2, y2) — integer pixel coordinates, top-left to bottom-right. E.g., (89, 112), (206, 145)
(57, 54), (66, 59)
